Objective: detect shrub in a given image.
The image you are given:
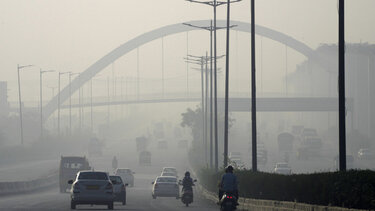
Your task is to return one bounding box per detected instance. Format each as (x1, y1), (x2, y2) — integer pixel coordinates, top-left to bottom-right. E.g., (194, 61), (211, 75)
(197, 168), (375, 210)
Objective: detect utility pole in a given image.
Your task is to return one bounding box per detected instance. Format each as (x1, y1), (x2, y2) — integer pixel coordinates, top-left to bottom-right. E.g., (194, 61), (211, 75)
(223, 0), (231, 167)
(107, 76), (110, 129)
(186, 0), (241, 172)
(185, 55), (209, 165)
(17, 64), (33, 145)
(205, 52), (209, 165)
(338, 0), (346, 171)
(186, 32), (189, 98)
(58, 71), (69, 138)
(251, 0), (257, 172)
(47, 86), (57, 132)
(90, 78), (93, 133)
(162, 37), (165, 98)
(40, 69), (54, 140)
(183, 21), (231, 168)
(69, 72), (79, 136)
(137, 48), (140, 101)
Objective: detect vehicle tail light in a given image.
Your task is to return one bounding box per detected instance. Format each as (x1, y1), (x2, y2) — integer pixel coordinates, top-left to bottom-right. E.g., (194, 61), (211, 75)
(72, 183), (81, 193)
(227, 196), (233, 199)
(105, 183), (113, 190)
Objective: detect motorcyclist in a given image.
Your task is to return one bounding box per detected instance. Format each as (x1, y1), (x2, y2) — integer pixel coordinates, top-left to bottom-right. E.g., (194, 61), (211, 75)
(219, 165), (239, 204)
(182, 171), (194, 191)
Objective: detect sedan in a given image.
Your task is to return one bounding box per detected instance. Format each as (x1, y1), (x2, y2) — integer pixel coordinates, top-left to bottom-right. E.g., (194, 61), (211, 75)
(358, 148), (373, 160)
(115, 168), (135, 187)
(273, 162), (292, 175)
(69, 171), (114, 210)
(152, 176), (179, 199)
(109, 175), (127, 205)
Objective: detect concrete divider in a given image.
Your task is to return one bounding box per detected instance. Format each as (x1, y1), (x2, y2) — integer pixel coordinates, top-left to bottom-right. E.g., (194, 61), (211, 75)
(0, 170), (58, 195)
(196, 183), (364, 211)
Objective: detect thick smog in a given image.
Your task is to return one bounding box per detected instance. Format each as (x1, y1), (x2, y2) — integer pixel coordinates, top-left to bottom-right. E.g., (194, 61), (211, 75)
(0, 0), (374, 210)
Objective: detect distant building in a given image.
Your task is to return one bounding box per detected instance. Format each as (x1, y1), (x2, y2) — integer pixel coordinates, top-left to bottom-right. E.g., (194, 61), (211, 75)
(289, 43), (375, 140)
(0, 81), (9, 117)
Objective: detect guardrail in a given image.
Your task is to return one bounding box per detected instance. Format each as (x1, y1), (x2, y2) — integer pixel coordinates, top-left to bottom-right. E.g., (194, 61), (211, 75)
(196, 183), (365, 211)
(0, 170), (58, 195)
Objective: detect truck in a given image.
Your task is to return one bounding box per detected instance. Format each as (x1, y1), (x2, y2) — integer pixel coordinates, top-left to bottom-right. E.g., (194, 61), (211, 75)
(59, 156), (91, 192)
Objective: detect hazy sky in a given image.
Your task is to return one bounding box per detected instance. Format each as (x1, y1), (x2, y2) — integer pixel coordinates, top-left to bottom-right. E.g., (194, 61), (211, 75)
(1, 0), (374, 102)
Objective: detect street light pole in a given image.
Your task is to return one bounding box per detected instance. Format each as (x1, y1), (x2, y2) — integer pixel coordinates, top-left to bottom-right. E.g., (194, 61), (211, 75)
(223, 0), (231, 167)
(338, 0), (346, 171)
(185, 55), (209, 165)
(183, 21), (231, 168)
(40, 69), (54, 140)
(58, 71), (69, 138)
(69, 72), (79, 136)
(90, 79), (93, 133)
(251, 0), (257, 172)
(17, 64), (33, 145)
(186, 0), (242, 172)
(209, 21), (213, 168)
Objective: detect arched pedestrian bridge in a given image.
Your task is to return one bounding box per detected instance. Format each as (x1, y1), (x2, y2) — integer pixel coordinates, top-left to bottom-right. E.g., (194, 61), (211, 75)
(44, 19), (336, 119)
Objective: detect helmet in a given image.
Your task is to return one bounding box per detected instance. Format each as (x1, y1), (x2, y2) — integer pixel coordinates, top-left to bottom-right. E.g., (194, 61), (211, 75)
(226, 165), (234, 173)
(185, 171), (190, 177)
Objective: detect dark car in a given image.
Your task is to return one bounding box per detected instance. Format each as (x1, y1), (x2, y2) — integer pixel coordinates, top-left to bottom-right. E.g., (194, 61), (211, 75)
(109, 175), (127, 205)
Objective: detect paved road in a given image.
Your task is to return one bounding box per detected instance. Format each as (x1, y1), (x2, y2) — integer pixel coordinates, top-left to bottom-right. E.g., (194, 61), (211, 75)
(0, 139), (218, 210)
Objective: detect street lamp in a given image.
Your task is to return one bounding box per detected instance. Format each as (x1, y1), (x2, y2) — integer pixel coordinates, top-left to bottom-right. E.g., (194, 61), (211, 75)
(58, 71), (70, 138)
(185, 54), (211, 165)
(17, 64), (34, 145)
(47, 86), (57, 132)
(250, 0), (257, 172)
(40, 69), (55, 140)
(186, 0), (241, 172)
(69, 72), (79, 136)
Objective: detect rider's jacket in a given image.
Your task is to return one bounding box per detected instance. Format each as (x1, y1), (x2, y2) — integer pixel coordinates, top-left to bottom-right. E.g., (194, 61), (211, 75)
(220, 172), (238, 192)
(182, 176), (193, 191)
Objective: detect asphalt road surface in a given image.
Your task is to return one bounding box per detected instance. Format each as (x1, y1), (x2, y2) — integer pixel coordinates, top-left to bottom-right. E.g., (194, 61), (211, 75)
(0, 140), (218, 211)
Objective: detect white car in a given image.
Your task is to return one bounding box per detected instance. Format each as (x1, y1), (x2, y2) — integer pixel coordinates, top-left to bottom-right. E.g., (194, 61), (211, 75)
(69, 171), (114, 210)
(229, 152), (242, 160)
(162, 167), (178, 177)
(152, 176), (179, 199)
(115, 168), (135, 187)
(161, 171), (177, 177)
(273, 162), (292, 175)
(358, 148), (373, 160)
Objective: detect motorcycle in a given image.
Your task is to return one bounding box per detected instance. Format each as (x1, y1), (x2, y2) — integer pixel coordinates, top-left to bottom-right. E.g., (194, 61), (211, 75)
(220, 192), (237, 211)
(179, 179), (197, 207)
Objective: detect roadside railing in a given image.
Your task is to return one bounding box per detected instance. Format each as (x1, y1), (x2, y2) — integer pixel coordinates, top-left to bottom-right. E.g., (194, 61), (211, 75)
(0, 170), (58, 195)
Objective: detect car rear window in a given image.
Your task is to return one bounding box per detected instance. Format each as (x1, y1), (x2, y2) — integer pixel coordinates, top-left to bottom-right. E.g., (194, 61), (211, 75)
(78, 172), (108, 180)
(157, 177), (177, 183)
(117, 169), (130, 174)
(277, 163), (289, 168)
(162, 172), (175, 176)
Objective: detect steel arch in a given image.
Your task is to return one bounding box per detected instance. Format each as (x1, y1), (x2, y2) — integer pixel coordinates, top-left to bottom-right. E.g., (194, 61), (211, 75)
(44, 19), (319, 119)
